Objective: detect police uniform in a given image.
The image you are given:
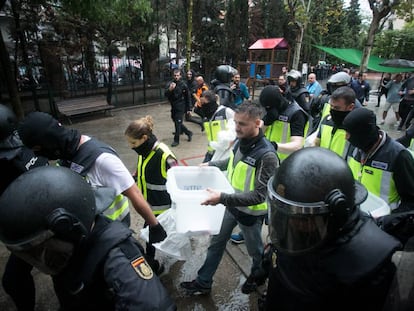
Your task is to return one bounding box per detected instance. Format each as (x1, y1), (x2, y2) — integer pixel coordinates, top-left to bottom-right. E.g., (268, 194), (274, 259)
(347, 131), (414, 212)
(203, 106), (232, 162)
(317, 114), (351, 159)
(53, 215), (176, 311)
(264, 101), (309, 161)
(1, 132), (49, 311)
(265, 214), (400, 311)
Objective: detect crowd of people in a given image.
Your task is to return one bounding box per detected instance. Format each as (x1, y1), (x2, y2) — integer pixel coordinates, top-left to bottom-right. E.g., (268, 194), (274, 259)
(1, 63), (414, 310)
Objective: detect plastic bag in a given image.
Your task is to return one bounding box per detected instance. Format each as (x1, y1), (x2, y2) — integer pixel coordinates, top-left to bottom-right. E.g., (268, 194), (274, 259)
(140, 208), (192, 261)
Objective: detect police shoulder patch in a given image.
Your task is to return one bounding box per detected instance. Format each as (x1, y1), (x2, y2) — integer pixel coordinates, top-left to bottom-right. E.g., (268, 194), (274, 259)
(131, 256), (154, 280)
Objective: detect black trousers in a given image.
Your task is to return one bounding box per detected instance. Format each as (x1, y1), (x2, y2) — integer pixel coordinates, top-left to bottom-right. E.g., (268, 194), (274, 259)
(172, 114), (191, 143)
(398, 100), (414, 129)
(2, 254), (35, 310)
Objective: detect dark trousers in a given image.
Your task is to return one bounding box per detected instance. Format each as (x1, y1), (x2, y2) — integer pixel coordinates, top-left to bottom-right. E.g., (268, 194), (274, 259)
(2, 254), (35, 310)
(173, 116), (191, 143)
(398, 100), (414, 129)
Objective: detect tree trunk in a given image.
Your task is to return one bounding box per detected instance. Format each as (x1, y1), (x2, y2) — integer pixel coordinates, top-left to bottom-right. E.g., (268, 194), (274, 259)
(360, 14), (380, 72)
(0, 29), (23, 118)
(292, 25), (304, 70)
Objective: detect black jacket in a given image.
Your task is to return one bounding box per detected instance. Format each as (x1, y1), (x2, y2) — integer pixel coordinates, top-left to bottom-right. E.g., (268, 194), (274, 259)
(53, 215), (176, 311)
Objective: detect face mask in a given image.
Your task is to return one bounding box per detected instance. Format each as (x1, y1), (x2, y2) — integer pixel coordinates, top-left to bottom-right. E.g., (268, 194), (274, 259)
(347, 128), (379, 152)
(12, 237), (74, 275)
(330, 109), (350, 127)
(132, 134), (156, 157)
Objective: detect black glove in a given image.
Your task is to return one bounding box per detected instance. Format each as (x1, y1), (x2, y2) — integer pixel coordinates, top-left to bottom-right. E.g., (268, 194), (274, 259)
(149, 223), (167, 244)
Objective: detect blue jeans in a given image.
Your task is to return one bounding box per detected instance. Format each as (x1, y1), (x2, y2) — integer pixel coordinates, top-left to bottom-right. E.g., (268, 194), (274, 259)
(196, 209), (265, 288)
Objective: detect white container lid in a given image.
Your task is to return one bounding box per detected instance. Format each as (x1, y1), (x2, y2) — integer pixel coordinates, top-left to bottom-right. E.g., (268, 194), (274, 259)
(166, 166), (234, 202)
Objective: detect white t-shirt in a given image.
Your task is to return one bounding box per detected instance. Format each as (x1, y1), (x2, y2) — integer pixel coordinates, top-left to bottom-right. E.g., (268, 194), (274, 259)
(86, 152), (134, 196)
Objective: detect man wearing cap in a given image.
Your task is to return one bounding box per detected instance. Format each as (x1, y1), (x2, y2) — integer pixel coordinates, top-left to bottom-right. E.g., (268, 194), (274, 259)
(343, 108), (414, 213)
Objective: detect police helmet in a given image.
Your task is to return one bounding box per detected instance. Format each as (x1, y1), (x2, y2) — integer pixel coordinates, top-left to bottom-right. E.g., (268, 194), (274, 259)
(0, 166), (96, 249)
(0, 105), (17, 140)
(267, 147), (367, 255)
(214, 65), (237, 83)
(286, 70), (303, 85)
(326, 72), (351, 94)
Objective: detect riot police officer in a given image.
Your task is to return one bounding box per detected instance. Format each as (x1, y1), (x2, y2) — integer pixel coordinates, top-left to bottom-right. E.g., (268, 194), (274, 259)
(211, 65), (238, 110)
(0, 104), (49, 310)
(264, 147), (401, 311)
(286, 69), (310, 113)
(0, 166), (176, 310)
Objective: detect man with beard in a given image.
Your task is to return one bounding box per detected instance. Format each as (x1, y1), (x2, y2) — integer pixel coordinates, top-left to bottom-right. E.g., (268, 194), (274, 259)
(313, 86), (359, 158)
(180, 102), (278, 295)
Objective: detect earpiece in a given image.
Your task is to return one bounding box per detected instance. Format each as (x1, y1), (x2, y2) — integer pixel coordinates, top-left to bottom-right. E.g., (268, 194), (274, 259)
(47, 208), (88, 243)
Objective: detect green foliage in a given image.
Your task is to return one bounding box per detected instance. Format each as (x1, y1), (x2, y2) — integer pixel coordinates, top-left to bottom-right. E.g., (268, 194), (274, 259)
(373, 27), (414, 59)
(394, 0), (414, 23)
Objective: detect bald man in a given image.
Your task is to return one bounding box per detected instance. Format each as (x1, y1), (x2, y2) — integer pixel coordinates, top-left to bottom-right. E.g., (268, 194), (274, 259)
(306, 73), (323, 98)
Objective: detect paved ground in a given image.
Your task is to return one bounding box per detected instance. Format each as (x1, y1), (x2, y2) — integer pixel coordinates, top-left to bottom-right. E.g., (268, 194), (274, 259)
(0, 73), (405, 310)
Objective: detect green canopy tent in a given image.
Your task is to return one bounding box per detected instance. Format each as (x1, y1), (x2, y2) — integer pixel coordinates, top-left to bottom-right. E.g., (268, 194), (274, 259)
(314, 45), (414, 73)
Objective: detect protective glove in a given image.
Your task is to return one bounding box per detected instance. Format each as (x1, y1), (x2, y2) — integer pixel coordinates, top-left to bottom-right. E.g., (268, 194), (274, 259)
(149, 223), (167, 244)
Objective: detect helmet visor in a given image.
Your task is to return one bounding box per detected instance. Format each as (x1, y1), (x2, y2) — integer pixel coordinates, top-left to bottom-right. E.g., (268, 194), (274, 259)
(8, 236), (74, 275)
(268, 177), (330, 255)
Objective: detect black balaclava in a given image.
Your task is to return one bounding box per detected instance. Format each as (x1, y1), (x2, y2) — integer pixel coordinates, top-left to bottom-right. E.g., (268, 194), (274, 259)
(329, 109), (351, 127)
(18, 112), (81, 160)
(343, 108), (379, 152)
(132, 133), (157, 158)
(259, 85), (289, 125)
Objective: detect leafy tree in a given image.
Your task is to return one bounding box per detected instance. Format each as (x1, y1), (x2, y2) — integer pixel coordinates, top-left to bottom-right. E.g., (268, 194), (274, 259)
(285, 0), (312, 70)
(373, 24), (414, 59)
(360, 0), (402, 72)
(60, 0), (152, 103)
(394, 0), (414, 23)
(303, 0), (344, 65)
(225, 0), (249, 66)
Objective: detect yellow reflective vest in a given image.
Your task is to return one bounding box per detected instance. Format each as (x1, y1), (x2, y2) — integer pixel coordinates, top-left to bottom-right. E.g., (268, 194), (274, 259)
(226, 137), (274, 215)
(136, 142), (176, 215)
(347, 135), (404, 209)
(264, 101), (309, 161)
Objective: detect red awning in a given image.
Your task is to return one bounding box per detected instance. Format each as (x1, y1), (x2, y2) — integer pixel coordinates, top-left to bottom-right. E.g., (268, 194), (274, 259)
(248, 38), (289, 50)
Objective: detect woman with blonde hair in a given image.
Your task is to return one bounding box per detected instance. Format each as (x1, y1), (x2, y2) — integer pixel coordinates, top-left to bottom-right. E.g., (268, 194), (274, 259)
(125, 115), (178, 274)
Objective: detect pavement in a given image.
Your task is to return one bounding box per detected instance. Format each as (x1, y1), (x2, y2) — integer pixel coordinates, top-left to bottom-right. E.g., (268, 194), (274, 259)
(0, 73), (405, 310)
